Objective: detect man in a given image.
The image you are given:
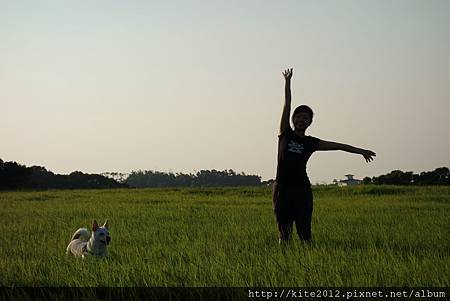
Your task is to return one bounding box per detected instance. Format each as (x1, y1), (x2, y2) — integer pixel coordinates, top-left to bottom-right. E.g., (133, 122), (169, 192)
(273, 67), (376, 244)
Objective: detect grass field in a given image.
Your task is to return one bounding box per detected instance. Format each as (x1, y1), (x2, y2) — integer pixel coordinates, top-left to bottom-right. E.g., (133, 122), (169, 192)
(0, 185), (448, 287)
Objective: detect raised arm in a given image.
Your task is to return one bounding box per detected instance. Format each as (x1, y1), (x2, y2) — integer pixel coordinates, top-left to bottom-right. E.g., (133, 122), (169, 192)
(317, 140), (376, 163)
(280, 68), (293, 134)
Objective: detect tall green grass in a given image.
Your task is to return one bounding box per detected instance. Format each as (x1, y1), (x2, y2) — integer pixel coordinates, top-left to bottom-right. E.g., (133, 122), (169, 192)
(0, 186), (448, 287)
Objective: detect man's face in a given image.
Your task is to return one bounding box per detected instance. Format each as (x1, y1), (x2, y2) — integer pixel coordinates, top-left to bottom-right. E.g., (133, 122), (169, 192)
(292, 112), (312, 130)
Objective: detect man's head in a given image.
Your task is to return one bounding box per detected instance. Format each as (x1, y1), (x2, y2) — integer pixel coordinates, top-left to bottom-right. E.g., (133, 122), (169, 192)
(292, 105), (314, 131)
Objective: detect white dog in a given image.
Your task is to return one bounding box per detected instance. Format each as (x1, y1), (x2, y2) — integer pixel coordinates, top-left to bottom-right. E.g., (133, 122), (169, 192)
(66, 220), (111, 258)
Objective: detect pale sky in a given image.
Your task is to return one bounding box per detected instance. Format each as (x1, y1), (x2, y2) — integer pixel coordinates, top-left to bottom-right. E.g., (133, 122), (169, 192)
(1, 0), (449, 183)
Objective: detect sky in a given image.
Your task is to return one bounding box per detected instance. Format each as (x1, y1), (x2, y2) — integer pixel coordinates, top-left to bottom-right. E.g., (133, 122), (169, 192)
(1, 0), (449, 183)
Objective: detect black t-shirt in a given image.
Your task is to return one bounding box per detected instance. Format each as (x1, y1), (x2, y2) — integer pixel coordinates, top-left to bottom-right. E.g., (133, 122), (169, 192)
(275, 128), (320, 190)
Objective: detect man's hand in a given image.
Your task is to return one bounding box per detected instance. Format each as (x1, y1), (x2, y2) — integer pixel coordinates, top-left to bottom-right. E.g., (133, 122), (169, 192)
(361, 149), (376, 163)
(280, 67), (293, 134)
(283, 68), (293, 81)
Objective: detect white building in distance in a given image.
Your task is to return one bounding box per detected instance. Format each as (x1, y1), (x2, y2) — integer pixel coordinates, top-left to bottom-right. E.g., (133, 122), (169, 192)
(335, 174), (362, 186)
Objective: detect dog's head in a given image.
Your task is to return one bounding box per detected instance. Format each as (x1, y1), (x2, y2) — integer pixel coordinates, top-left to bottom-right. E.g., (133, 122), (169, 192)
(92, 220), (111, 245)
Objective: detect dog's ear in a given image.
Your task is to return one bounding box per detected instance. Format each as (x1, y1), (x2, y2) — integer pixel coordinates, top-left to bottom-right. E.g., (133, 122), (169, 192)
(103, 220), (109, 230)
(92, 220), (99, 232)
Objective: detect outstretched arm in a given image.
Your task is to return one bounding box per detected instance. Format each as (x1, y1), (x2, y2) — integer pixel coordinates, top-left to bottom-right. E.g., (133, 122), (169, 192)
(317, 140), (376, 163)
(280, 68), (293, 134)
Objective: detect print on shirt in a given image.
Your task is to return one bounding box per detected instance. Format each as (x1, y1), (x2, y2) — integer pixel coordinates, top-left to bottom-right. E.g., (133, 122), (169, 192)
(288, 140), (304, 154)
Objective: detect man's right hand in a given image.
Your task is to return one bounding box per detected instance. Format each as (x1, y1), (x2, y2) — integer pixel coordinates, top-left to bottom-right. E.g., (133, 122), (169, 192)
(283, 68), (293, 81)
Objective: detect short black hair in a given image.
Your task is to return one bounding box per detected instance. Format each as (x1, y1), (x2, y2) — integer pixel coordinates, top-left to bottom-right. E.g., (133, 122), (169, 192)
(292, 105), (314, 121)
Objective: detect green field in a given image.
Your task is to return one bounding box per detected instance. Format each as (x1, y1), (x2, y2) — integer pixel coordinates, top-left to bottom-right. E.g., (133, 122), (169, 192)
(0, 185), (449, 287)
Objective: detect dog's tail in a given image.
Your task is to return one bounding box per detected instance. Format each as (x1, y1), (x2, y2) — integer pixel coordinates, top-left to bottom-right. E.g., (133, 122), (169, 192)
(70, 228), (90, 241)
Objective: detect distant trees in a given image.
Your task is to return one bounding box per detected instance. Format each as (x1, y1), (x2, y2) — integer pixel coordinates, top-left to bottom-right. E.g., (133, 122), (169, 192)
(0, 159), (127, 190)
(364, 167), (450, 186)
(0, 159), (31, 190)
(125, 169), (262, 188)
(0, 159), (263, 190)
(2, 157), (448, 190)
(362, 177), (372, 185)
(126, 170), (181, 188)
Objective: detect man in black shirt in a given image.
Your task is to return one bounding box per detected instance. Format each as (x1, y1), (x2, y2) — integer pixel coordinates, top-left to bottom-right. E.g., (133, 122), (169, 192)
(273, 68), (376, 244)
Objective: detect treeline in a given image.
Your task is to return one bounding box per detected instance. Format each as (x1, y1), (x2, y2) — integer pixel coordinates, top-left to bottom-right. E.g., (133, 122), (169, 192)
(0, 159), (264, 190)
(0, 159), (127, 190)
(2, 158), (449, 190)
(363, 167), (450, 186)
(125, 169), (262, 188)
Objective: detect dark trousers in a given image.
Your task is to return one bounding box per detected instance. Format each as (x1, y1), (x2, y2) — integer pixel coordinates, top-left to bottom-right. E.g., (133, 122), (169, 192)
(273, 183), (314, 241)
(276, 204), (313, 241)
